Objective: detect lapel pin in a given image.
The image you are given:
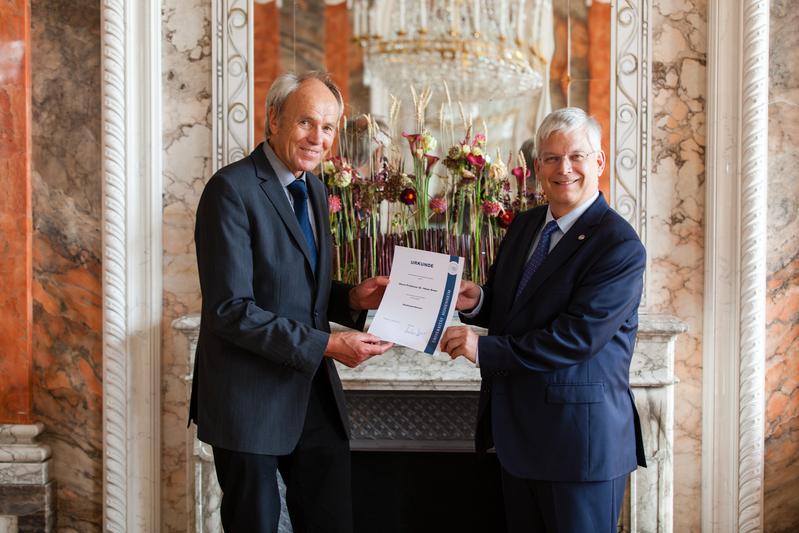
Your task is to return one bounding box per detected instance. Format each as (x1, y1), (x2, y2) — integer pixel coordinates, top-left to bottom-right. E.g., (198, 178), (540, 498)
(578, 234), (586, 240)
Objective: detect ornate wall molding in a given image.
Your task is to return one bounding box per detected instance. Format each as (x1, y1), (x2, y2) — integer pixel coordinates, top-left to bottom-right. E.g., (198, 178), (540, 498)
(611, 0), (651, 306)
(212, 0), (254, 171)
(737, 2), (768, 530)
(703, 0), (768, 531)
(101, 0), (162, 531)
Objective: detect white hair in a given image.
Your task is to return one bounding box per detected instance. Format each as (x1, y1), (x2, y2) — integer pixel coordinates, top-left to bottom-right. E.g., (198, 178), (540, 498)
(264, 71), (345, 139)
(535, 107), (602, 157)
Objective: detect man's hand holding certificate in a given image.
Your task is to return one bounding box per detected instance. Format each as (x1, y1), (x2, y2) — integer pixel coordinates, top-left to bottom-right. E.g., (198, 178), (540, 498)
(368, 246), (464, 355)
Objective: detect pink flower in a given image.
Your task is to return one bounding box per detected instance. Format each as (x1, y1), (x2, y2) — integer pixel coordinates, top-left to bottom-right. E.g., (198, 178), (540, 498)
(402, 132), (421, 152)
(328, 194), (342, 214)
(400, 188), (417, 205)
(429, 195), (448, 214)
(511, 166), (531, 188)
(424, 154), (440, 175)
(481, 199), (502, 217)
(466, 154), (486, 169)
(473, 133), (486, 145)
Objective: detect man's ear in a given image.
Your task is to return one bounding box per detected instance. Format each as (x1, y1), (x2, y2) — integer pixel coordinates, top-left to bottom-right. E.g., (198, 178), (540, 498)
(267, 107), (279, 138)
(595, 150), (607, 174)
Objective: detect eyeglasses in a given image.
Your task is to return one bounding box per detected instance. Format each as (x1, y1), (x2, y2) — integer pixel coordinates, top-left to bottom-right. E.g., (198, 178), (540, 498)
(538, 151), (597, 167)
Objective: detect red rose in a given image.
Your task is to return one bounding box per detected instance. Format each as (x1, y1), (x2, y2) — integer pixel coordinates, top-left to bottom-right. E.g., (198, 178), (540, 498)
(498, 210), (515, 229)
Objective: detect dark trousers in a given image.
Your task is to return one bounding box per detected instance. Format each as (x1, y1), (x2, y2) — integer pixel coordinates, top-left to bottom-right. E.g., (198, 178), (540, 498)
(501, 467), (628, 533)
(212, 365), (353, 533)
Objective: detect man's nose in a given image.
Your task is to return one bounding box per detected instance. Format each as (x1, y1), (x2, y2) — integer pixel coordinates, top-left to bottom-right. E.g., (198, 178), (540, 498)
(557, 155), (573, 172)
(307, 126), (323, 144)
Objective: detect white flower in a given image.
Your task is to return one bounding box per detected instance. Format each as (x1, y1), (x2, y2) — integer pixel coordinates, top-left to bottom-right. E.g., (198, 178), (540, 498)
(334, 170), (352, 188)
(421, 132), (437, 153)
(322, 160), (336, 175)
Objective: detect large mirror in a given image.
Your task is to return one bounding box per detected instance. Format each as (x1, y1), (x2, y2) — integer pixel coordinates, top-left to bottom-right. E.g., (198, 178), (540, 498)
(213, 0), (648, 291)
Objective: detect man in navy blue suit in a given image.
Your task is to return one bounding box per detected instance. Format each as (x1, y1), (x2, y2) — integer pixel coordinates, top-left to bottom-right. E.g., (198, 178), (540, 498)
(441, 107), (647, 532)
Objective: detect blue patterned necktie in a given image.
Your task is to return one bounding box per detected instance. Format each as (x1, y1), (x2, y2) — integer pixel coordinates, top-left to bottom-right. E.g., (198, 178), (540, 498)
(287, 179), (318, 273)
(515, 220), (560, 302)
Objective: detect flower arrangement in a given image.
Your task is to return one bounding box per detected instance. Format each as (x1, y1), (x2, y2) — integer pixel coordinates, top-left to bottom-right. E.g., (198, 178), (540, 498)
(322, 90), (545, 285)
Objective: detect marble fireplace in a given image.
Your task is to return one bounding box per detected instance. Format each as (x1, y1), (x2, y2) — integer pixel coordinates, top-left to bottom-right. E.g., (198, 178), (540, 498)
(174, 313), (684, 533)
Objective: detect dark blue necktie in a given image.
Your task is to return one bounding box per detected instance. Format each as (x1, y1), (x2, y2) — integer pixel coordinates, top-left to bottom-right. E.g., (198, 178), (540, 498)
(515, 220), (560, 302)
(287, 179), (318, 273)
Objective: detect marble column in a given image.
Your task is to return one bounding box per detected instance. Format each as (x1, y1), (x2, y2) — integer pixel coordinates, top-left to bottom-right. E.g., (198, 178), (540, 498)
(0, 2), (54, 528)
(0, 0), (33, 427)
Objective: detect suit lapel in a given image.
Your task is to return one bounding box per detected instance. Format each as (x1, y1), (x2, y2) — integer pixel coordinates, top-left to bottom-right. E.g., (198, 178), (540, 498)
(252, 144), (317, 276)
(509, 194), (609, 316)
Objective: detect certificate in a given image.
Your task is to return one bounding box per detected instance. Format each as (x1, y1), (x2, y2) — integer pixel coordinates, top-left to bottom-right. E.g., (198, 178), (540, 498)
(368, 246), (464, 355)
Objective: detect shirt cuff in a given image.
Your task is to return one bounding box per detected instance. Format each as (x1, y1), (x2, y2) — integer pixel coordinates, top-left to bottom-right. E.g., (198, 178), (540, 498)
(459, 288), (485, 318)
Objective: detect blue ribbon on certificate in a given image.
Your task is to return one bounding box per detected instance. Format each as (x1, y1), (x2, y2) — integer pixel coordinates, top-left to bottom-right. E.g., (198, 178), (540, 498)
(423, 255), (461, 354)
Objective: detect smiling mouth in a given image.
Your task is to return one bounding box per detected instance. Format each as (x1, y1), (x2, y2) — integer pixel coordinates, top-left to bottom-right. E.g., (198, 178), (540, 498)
(552, 177), (580, 186)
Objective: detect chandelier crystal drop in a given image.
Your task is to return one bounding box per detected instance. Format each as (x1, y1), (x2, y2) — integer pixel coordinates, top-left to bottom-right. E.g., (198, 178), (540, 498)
(350, 0), (545, 104)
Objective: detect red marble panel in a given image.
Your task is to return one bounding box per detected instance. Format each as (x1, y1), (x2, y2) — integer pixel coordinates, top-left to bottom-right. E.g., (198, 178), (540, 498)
(0, 0), (32, 425)
(30, 0), (103, 527)
(254, 0), (281, 143)
(587, 3), (611, 197)
(549, 14), (568, 109)
(324, 3), (350, 112)
(325, 3), (350, 156)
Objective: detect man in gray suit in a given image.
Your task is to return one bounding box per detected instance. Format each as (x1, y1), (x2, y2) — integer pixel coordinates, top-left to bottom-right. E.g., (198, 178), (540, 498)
(189, 71), (392, 533)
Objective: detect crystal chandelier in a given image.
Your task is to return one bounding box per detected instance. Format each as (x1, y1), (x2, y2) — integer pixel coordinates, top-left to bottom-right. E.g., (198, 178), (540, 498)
(350, 0), (545, 105)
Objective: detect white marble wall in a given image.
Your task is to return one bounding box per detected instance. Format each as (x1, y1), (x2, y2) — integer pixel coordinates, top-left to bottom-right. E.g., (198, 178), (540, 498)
(161, 0), (212, 531)
(158, 1), (711, 531)
(764, 0), (799, 530)
(648, 1), (707, 531)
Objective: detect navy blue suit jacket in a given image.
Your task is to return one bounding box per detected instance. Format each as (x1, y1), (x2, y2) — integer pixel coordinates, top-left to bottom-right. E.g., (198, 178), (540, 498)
(461, 194), (647, 481)
(189, 143), (363, 455)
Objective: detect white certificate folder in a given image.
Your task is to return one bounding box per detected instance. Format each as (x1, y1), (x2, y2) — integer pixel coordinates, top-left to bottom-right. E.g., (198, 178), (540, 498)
(368, 246), (464, 355)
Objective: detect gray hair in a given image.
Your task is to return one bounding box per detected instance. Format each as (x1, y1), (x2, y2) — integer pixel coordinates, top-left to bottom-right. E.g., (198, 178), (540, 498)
(264, 71), (345, 139)
(534, 107), (602, 157)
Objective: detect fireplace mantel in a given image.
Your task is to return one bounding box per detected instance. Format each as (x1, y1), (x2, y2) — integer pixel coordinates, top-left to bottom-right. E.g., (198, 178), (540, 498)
(174, 312), (685, 533)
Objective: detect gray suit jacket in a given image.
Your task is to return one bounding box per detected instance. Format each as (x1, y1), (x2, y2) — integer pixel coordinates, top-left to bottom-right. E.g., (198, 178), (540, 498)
(189, 143), (362, 455)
